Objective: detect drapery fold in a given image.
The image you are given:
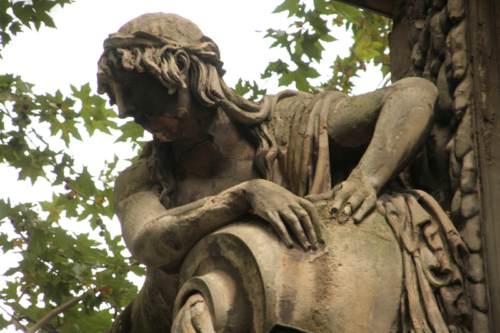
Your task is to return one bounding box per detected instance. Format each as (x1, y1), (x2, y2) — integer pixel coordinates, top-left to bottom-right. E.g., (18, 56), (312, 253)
(378, 191), (472, 333)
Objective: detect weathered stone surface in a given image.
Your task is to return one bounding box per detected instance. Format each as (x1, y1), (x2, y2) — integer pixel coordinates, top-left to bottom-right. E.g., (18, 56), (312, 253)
(470, 282), (488, 312)
(431, 12), (446, 56)
(454, 107), (473, 158)
(452, 96), (466, 120)
(423, 49), (437, 81)
(406, 5), (414, 18)
(411, 24), (421, 45)
(430, 58), (442, 77)
(177, 212), (403, 333)
(435, 63), (454, 122)
(452, 50), (467, 81)
(450, 20), (467, 54)
(415, 19), (426, 30)
(433, 0), (447, 8)
(413, 0), (428, 19)
(472, 308), (489, 333)
(460, 215), (482, 252)
(439, 6), (452, 34)
(426, 6), (439, 29)
(468, 253), (485, 283)
(451, 188), (461, 222)
(448, 0), (465, 24)
(461, 193), (479, 220)
(461, 150), (477, 193)
(445, 34), (454, 83)
(412, 43), (426, 69)
(418, 26), (430, 52)
(450, 176), (460, 195)
(447, 138), (461, 177)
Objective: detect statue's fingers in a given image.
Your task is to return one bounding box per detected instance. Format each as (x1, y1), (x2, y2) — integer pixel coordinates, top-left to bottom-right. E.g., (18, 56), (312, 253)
(306, 183), (342, 203)
(281, 210), (311, 250)
(305, 191), (332, 202)
(352, 196), (376, 224)
(190, 299), (216, 333)
(338, 194), (365, 224)
(330, 187), (351, 218)
(266, 211), (294, 248)
(297, 200), (320, 250)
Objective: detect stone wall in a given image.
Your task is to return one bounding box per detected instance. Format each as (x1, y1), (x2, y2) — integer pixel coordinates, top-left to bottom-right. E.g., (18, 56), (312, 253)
(390, 0), (488, 331)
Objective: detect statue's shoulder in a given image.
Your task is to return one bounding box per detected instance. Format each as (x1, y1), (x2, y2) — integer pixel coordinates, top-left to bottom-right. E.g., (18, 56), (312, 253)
(265, 89), (346, 129)
(270, 90), (347, 115)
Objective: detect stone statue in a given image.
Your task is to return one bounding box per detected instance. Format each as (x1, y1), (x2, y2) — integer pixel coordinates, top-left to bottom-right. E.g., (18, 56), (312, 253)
(98, 13), (471, 333)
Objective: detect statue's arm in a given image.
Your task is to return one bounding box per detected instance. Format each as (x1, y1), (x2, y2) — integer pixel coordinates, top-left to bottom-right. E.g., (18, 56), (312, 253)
(311, 77), (438, 222)
(114, 160), (319, 270)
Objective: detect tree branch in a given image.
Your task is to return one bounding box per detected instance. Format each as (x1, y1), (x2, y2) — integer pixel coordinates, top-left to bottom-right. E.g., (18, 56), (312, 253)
(25, 295), (84, 333)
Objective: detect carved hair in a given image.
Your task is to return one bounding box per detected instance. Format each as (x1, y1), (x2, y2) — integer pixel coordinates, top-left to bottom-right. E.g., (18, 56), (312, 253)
(98, 46), (226, 108)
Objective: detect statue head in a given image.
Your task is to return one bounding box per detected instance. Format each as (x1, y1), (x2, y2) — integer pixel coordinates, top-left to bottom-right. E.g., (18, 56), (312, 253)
(98, 13), (278, 184)
(98, 13), (228, 113)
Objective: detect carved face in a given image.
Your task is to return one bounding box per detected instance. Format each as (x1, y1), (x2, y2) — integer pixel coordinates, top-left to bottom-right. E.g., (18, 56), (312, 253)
(108, 67), (204, 142)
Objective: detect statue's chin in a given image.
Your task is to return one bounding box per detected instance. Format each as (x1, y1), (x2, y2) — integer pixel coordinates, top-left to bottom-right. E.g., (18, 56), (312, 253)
(154, 131), (180, 142)
(148, 115), (182, 142)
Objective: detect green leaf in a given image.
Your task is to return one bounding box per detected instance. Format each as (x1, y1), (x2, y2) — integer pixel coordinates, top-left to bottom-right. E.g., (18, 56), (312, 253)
(115, 121), (145, 143)
(233, 79), (266, 101)
(273, 0), (300, 17)
(72, 167), (98, 197)
(261, 60), (289, 79)
(40, 193), (65, 223)
(301, 31), (324, 62)
(72, 83), (118, 136)
(233, 78), (251, 97)
(16, 154), (47, 184)
(333, 3), (364, 24)
(9, 22), (23, 35)
(0, 314), (10, 330)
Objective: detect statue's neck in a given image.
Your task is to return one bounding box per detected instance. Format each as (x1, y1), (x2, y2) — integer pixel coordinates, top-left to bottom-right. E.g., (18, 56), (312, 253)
(171, 108), (254, 178)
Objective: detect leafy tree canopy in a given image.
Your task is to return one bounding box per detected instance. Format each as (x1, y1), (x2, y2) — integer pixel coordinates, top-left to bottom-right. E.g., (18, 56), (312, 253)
(0, 0), (389, 331)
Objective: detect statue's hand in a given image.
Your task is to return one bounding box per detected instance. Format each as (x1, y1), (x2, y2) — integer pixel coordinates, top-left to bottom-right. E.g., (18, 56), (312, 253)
(171, 294), (215, 333)
(306, 178), (376, 224)
(244, 179), (319, 250)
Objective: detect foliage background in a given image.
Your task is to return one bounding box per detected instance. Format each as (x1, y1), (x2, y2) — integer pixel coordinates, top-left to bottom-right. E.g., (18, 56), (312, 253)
(0, 0), (390, 331)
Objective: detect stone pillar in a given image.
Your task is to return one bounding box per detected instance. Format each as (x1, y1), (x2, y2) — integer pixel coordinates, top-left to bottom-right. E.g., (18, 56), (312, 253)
(389, 0), (499, 331)
(467, 1), (500, 332)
